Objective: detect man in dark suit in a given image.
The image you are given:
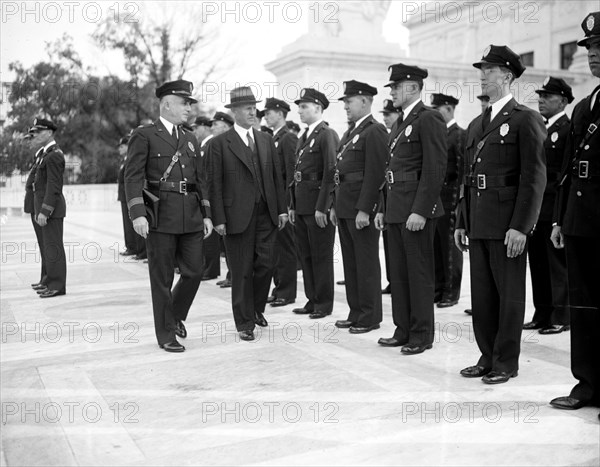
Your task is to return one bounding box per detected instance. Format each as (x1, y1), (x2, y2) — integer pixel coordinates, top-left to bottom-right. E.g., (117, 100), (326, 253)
(263, 97), (298, 308)
(330, 80), (388, 333)
(455, 45), (547, 384)
(289, 88), (340, 319)
(430, 93), (465, 308)
(550, 12), (600, 412)
(117, 136), (138, 257)
(125, 79), (213, 353)
(375, 64), (447, 355)
(522, 77), (574, 335)
(208, 87), (288, 342)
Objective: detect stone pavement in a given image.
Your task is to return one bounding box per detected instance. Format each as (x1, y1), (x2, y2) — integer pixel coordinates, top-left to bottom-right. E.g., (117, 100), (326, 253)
(1, 209), (598, 466)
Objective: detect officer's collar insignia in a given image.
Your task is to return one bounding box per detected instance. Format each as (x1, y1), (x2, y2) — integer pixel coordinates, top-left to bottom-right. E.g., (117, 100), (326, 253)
(551, 132), (558, 142)
(500, 123), (509, 136)
(587, 15), (595, 32)
(405, 125), (413, 137)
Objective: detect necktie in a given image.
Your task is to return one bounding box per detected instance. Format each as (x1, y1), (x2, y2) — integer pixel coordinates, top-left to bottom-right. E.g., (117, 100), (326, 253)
(247, 131), (256, 152)
(172, 126), (178, 142)
(397, 111), (404, 125)
(301, 130), (308, 145)
(482, 107), (492, 131)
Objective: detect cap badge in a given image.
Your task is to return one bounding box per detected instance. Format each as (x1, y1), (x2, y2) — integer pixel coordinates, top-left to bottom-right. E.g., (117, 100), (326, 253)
(551, 132), (558, 143)
(300, 89), (306, 98)
(587, 15), (595, 32)
(188, 142), (195, 151)
(543, 76), (550, 86)
(352, 134), (360, 144)
(483, 45), (491, 57)
(500, 123), (509, 137)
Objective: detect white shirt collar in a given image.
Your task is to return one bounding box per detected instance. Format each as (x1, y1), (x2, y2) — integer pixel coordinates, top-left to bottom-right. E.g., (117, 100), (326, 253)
(352, 113), (371, 129)
(160, 116), (177, 136)
(490, 93), (513, 121)
(42, 140), (56, 153)
(545, 111), (566, 129)
(201, 134), (213, 146)
(304, 118), (324, 139)
(402, 99), (420, 118)
(446, 118), (456, 129)
(234, 123), (254, 144)
(272, 124), (286, 136)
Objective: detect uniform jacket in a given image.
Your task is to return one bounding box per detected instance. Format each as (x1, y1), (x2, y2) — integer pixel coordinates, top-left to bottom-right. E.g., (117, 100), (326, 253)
(383, 101), (447, 224)
(441, 122), (466, 211)
(555, 85), (600, 237)
(272, 126), (298, 196)
(208, 127), (286, 235)
(457, 98), (547, 239)
(333, 115), (388, 219)
(117, 158), (126, 203)
(124, 120), (210, 234)
(290, 121), (339, 215)
(538, 114), (570, 222)
(24, 149), (44, 214)
(33, 143), (66, 218)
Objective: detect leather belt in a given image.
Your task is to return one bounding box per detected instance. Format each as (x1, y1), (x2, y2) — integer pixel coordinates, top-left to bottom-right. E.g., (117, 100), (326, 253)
(294, 171), (322, 182)
(334, 170), (364, 185)
(571, 161), (598, 179)
(465, 174), (519, 190)
(147, 180), (197, 194)
(385, 171), (419, 184)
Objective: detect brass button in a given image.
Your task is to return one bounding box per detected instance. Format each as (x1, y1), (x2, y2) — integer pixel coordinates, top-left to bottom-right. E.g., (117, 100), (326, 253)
(477, 158), (481, 163)
(181, 164), (185, 168)
(584, 145), (589, 150)
(477, 192), (481, 197)
(576, 191), (582, 197)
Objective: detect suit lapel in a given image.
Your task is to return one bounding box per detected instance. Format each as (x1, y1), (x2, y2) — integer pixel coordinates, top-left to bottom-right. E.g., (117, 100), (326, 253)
(154, 119), (177, 150)
(255, 129), (268, 168)
(227, 128), (253, 172)
(482, 98), (517, 138)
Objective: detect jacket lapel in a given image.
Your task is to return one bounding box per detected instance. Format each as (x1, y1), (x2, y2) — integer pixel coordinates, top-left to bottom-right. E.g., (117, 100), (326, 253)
(255, 129), (268, 168)
(481, 98), (517, 138)
(395, 101), (423, 138)
(227, 128), (253, 172)
(154, 119), (177, 150)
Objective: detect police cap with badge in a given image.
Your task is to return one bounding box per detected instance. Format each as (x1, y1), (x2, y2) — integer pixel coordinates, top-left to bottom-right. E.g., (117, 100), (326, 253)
(264, 97), (291, 113)
(430, 93), (459, 108)
(155, 79), (198, 103)
(338, 80), (378, 99)
(473, 45), (526, 78)
(192, 116), (212, 128)
(295, 88), (330, 109)
(534, 77), (574, 103)
(211, 111), (234, 126)
(29, 117), (57, 133)
(578, 11), (600, 46)
(385, 63), (428, 87)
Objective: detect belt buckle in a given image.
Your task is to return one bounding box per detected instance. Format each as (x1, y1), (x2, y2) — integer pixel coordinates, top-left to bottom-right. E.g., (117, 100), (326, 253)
(294, 171), (302, 183)
(333, 170), (340, 186)
(477, 174), (486, 189)
(179, 181), (187, 193)
(589, 123), (597, 134)
(579, 161), (589, 179)
(386, 171), (394, 184)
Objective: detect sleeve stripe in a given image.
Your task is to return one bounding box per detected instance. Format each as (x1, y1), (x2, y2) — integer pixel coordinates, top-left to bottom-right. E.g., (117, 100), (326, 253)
(127, 197), (144, 209)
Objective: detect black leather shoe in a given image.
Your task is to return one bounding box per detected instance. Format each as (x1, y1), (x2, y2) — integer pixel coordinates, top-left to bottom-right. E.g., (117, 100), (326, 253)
(175, 320), (187, 339)
(381, 284), (391, 294)
(271, 298), (295, 307)
(434, 293), (443, 304)
(401, 343), (432, 355)
(202, 274), (218, 280)
(523, 321), (546, 330)
(292, 308), (313, 315)
(437, 299), (459, 308)
(239, 330), (255, 341)
(266, 295), (276, 304)
(539, 325), (570, 335)
(39, 290), (65, 298)
(309, 311), (332, 319)
(349, 324), (380, 334)
(464, 309), (472, 315)
(219, 279), (232, 288)
(32, 284), (48, 291)
(36, 287), (49, 294)
(460, 365), (491, 378)
(482, 370), (517, 384)
(378, 337), (404, 347)
(255, 312), (268, 327)
(31, 282), (45, 288)
(336, 280), (345, 285)
(159, 340), (185, 352)
(549, 396), (588, 410)
(134, 254), (148, 261)
(216, 279), (227, 286)
(120, 249), (137, 256)
(335, 320), (354, 329)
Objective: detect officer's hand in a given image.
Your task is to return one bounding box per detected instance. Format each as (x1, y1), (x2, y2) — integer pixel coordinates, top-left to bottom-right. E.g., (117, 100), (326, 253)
(330, 208), (338, 227)
(288, 209), (296, 226)
(203, 218), (214, 239)
(374, 213), (385, 231)
(215, 224), (226, 236)
(278, 214), (289, 231)
(315, 210), (328, 228)
(36, 213), (48, 227)
(133, 217), (149, 238)
(355, 210), (370, 230)
(550, 225), (564, 249)
(406, 213), (426, 231)
(504, 228), (526, 258)
(454, 228), (469, 252)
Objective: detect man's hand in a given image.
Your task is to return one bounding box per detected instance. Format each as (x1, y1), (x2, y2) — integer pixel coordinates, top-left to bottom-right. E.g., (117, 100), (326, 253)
(550, 225), (564, 249)
(355, 210), (370, 230)
(330, 207), (338, 227)
(215, 224), (226, 236)
(278, 214), (289, 230)
(203, 218), (214, 239)
(315, 210), (328, 228)
(375, 213), (385, 231)
(504, 228), (526, 258)
(454, 228), (469, 252)
(288, 209), (296, 226)
(406, 213), (426, 231)
(133, 217), (149, 238)
(36, 213), (48, 227)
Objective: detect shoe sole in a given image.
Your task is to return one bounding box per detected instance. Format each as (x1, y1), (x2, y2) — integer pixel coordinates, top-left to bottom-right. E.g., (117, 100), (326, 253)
(401, 345), (432, 355)
(349, 325), (380, 334)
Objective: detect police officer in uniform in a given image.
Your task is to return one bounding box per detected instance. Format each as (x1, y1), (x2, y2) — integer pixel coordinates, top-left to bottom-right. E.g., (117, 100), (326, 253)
(431, 93), (465, 308)
(523, 77), (573, 334)
(125, 79), (213, 353)
(550, 12), (600, 412)
(455, 45), (547, 384)
(375, 64), (447, 355)
(264, 97), (298, 308)
(289, 88), (340, 319)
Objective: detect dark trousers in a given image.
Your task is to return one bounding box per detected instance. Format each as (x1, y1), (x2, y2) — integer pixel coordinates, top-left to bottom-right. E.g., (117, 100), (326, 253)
(528, 220), (569, 326)
(434, 209), (463, 301)
(387, 220), (437, 346)
(202, 232), (221, 278)
(470, 239), (527, 374)
(41, 217), (66, 292)
(120, 200), (137, 252)
(383, 230), (391, 285)
(271, 222), (297, 300)
(220, 237), (231, 280)
(295, 214), (334, 313)
(564, 235), (600, 404)
(146, 230), (204, 345)
(225, 201), (277, 332)
(338, 218), (382, 327)
(31, 213), (47, 285)
(135, 234), (147, 257)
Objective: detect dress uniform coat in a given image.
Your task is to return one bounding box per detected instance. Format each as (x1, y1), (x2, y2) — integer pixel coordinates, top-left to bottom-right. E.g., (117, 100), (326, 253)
(457, 97), (547, 374)
(24, 148), (47, 286)
(199, 136), (221, 279)
(125, 120), (211, 346)
(118, 157), (138, 253)
(271, 126), (298, 302)
(434, 122), (465, 303)
(383, 101), (447, 346)
(554, 84), (600, 405)
(334, 115), (387, 327)
(290, 121), (339, 315)
(33, 142), (67, 293)
(208, 127), (286, 331)
(527, 114), (570, 327)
